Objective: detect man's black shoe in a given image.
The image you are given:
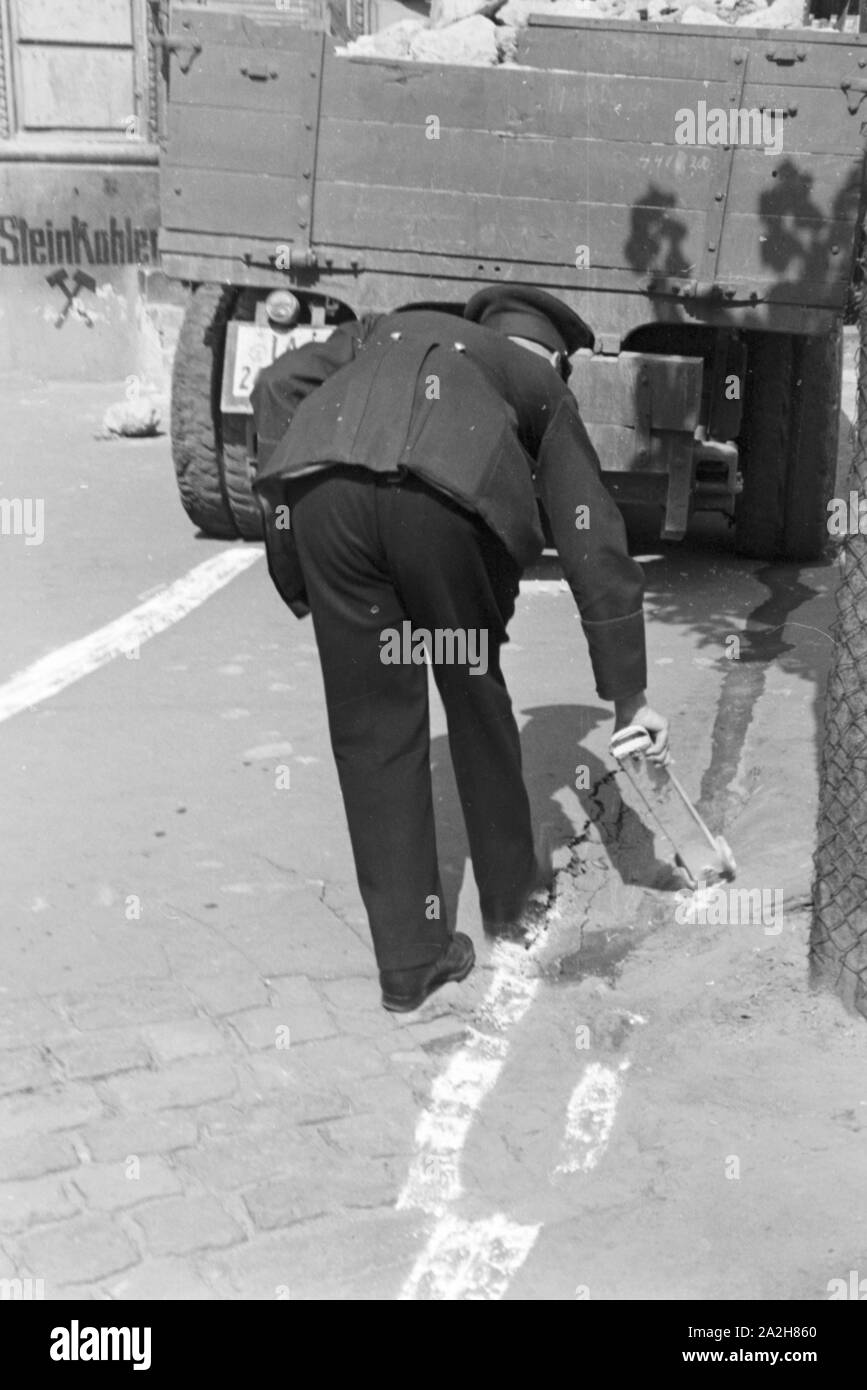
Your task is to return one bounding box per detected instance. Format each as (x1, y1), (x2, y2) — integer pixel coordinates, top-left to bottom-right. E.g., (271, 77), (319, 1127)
(380, 932), (475, 1013)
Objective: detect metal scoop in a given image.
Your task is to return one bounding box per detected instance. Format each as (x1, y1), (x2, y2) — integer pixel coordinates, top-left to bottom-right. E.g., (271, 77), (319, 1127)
(609, 725), (737, 888)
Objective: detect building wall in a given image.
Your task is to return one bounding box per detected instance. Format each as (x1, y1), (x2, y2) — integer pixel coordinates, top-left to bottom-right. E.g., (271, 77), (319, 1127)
(0, 0), (175, 381)
(0, 0), (392, 382)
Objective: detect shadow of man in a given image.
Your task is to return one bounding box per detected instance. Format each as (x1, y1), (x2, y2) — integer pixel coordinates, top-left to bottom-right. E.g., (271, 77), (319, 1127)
(429, 700), (673, 935)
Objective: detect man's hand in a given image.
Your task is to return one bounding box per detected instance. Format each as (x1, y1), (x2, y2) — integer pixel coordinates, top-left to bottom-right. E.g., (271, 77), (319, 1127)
(613, 691), (670, 766)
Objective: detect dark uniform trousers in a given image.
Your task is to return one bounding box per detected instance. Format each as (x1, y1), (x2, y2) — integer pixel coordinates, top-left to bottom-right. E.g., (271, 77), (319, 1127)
(287, 464), (536, 973)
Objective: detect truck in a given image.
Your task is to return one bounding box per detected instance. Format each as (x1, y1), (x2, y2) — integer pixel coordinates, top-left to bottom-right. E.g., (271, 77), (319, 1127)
(154, 0), (867, 560)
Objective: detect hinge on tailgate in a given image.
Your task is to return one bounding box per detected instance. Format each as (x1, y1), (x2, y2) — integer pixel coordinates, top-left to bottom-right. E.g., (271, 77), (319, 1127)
(282, 248), (318, 270)
(240, 59), (278, 80)
(292, 30), (326, 259)
(841, 76), (867, 114)
(765, 47), (807, 64)
(698, 46), (749, 286)
(150, 34), (201, 74)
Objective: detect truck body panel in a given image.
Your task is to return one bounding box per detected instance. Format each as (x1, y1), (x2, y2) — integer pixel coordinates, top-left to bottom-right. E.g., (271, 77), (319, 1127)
(159, 7), (867, 338)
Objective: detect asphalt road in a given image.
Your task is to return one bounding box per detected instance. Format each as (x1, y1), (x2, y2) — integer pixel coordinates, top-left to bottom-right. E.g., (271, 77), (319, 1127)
(0, 359), (865, 1301)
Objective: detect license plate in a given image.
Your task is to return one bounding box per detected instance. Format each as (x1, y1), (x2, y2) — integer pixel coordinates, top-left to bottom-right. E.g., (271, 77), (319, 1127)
(221, 321), (335, 414)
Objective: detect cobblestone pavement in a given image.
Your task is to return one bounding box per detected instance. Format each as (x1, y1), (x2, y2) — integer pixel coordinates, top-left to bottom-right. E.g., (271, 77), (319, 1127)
(1, 371), (866, 1301)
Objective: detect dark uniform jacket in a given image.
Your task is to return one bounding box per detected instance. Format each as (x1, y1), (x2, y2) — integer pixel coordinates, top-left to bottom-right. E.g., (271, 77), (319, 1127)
(251, 308), (647, 702)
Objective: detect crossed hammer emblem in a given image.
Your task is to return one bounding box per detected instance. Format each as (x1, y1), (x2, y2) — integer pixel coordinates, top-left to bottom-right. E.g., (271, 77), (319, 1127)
(45, 267), (97, 328)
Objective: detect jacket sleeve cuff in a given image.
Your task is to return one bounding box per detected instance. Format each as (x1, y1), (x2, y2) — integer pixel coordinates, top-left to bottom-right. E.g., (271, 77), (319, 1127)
(580, 609), (647, 702)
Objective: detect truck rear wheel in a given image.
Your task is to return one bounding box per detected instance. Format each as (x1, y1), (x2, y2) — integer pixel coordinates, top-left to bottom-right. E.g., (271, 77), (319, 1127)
(221, 415), (263, 540)
(783, 328), (841, 561)
(734, 332), (792, 559)
(735, 329), (840, 561)
(171, 284), (239, 539)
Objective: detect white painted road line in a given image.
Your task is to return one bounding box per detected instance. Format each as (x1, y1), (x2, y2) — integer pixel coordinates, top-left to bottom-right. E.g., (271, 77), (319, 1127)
(397, 892), (637, 1296)
(397, 930), (550, 1299)
(553, 1061), (629, 1176)
(399, 1212), (541, 1301)
(397, 937), (543, 1216)
(0, 547), (262, 725)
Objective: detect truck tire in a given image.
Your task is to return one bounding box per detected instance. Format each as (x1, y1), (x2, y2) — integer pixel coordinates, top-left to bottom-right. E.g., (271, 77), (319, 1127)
(734, 332), (793, 559)
(171, 284), (239, 539)
(783, 328), (842, 562)
(735, 329), (840, 561)
(221, 415), (263, 540)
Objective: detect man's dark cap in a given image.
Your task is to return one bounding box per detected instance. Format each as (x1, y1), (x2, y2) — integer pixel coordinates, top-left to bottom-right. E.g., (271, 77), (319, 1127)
(463, 285), (593, 355)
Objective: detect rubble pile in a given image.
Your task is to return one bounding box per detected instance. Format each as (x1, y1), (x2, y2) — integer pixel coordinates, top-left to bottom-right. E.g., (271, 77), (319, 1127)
(337, 0), (830, 66)
(101, 398), (162, 438)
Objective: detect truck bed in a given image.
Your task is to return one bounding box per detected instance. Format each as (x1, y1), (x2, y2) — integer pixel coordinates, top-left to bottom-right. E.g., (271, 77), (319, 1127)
(159, 6), (867, 336)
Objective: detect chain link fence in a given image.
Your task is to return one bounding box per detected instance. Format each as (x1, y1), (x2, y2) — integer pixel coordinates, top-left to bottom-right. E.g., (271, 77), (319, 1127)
(811, 223), (867, 1017)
